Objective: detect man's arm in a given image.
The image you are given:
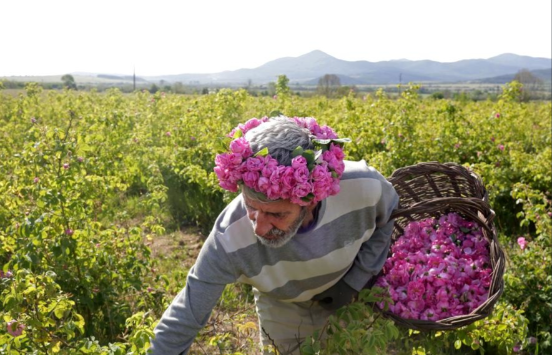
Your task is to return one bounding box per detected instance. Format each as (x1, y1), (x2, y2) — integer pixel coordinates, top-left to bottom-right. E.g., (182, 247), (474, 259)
(313, 169), (399, 310)
(149, 234), (238, 354)
(342, 170), (399, 291)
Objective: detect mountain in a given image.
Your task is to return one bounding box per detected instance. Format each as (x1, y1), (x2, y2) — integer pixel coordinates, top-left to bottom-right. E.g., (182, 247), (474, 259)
(475, 68), (552, 84)
(2, 51), (550, 86)
(144, 50), (551, 85)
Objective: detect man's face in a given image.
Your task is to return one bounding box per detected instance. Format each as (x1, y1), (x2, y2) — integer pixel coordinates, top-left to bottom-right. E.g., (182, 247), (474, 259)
(243, 195), (307, 248)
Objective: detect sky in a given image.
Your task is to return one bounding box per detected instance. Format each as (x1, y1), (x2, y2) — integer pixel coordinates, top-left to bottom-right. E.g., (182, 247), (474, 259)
(1, 0), (551, 77)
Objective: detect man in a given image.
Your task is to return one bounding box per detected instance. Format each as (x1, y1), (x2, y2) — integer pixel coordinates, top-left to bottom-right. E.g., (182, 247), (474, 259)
(149, 116), (399, 354)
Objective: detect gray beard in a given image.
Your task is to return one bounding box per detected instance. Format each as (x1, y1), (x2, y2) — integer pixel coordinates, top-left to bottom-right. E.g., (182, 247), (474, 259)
(254, 207), (307, 248)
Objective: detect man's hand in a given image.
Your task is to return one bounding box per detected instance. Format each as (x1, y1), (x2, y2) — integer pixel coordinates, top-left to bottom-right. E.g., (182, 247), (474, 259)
(312, 279), (359, 311)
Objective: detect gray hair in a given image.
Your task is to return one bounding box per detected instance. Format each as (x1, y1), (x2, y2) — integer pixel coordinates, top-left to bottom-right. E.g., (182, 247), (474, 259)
(245, 116), (314, 166)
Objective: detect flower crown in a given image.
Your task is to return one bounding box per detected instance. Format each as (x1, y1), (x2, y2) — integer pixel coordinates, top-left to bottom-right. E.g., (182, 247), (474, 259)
(214, 116), (350, 206)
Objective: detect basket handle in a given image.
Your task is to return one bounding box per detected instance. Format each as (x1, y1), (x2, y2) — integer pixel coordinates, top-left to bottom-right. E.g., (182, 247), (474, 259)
(390, 197), (495, 234)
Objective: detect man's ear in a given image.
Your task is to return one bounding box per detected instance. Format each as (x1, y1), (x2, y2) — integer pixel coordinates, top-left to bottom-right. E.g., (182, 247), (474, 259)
(306, 200), (320, 212)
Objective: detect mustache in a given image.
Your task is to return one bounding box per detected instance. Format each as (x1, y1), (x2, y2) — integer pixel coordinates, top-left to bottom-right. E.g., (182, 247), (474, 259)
(262, 228), (286, 238)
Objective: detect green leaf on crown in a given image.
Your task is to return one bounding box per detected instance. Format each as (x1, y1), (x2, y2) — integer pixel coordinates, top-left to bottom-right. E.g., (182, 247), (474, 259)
(233, 129), (243, 138)
(269, 110), (283, 117)
(313, 137), (351, 146)
(302, 150), (315, 165)
(255, 147), (269, 157)
(292, 146), (304, 158)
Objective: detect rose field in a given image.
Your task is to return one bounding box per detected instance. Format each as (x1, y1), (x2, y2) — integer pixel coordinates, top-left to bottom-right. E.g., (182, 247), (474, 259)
(0, 83), (550, 354)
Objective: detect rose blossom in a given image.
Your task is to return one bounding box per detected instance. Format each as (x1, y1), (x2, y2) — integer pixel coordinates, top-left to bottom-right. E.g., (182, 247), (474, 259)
(376, 213), (491, 320)
(6, 321), (24, 337)
(517, 237), (527, 250)
(229, 137), (253, 158)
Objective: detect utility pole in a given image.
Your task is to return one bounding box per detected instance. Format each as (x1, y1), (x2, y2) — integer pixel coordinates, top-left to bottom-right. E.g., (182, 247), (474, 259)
(398, 73), (402, 96)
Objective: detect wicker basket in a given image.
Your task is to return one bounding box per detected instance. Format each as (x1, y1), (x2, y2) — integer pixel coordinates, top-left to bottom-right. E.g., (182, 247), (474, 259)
(376, 162), (505, 331)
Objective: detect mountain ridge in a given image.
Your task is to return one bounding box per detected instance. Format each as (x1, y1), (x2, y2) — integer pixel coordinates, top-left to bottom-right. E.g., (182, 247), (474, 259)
(144, 50), (551, 85)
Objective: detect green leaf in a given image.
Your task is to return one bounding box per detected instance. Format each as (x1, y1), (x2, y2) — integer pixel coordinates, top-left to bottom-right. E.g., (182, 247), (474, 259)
(255, 147), (269, 157)
(454, 340), (462, 349)
(302, 150), (315, 164)
(313, 138), (331, 145)
(233, 129), (243, 138)
(269, 110), (283, 117)
(292, 146), (304, 158)
(54, 307), (65, 319)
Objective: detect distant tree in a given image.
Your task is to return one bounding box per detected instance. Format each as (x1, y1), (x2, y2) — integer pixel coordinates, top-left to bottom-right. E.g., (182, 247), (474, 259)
(276, 75), (291, 97)
(173, 82), (185, 94)
(335, 85), (357, 98)
(61, 74), (77, 90)
(202, 87), (209, 95)
(317, 74), (341, 97)
(267, 82), (276, 96)
(513, 69), (544, 101)
(149, 84), (159, 94)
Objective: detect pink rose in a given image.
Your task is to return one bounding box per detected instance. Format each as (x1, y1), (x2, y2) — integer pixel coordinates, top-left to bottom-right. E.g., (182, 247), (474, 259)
(407, 281), (425, 301)
(268, 165), (284, 185)
(262, 157), (279, 177)
(214, 166), (229, 181)
(330, 179), (340, 195)
(243, 118), (263, 133)
(293, 165), (310, 183)
(329, 143), (345, 160)
(313, 178), (332, 197)
(242, 171), (260, 189)
(6, 321), (24, 337)
(291, 155), (307, 169)
(229, 138), (252, 158)
(280, 167), (296, 190)
(292, 181), (312, 198)
(220, 180), (238, 192)
(257, 177), (270, 193)
(517, 237), (527, 250)
(316, 125), (338, 139)
(266, 184), (281, 200)
(246, 157), (265, 171)
(311, 165), (330, 181)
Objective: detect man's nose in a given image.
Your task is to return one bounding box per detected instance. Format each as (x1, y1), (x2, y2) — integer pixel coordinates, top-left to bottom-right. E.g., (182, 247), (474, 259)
(249, 211), (272, 236)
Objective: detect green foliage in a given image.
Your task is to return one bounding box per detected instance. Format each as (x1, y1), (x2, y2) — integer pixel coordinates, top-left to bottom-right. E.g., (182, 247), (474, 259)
(61, 74), (77, 91)
(0, 85), (550, 353)
(395, 302), (529, 354)
(275, 75), (291, 98)
(301, 288), (399, 355)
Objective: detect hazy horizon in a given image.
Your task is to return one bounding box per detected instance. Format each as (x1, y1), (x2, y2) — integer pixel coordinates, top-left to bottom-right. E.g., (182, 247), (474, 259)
(2, 51), (551, 79)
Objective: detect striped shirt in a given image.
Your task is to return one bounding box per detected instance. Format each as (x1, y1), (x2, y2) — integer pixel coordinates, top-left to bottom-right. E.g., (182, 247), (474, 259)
(149, 160), (399, 354)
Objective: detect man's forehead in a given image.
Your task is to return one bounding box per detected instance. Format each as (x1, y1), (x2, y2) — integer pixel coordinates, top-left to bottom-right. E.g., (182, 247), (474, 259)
(243, 195), (294, 213)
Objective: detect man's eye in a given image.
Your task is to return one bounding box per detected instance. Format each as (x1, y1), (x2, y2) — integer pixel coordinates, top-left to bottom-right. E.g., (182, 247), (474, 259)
(270, 213), (284, 218)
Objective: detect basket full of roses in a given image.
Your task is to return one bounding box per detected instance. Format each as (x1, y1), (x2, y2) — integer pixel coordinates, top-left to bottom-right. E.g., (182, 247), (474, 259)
(374, 162), (505, 331)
